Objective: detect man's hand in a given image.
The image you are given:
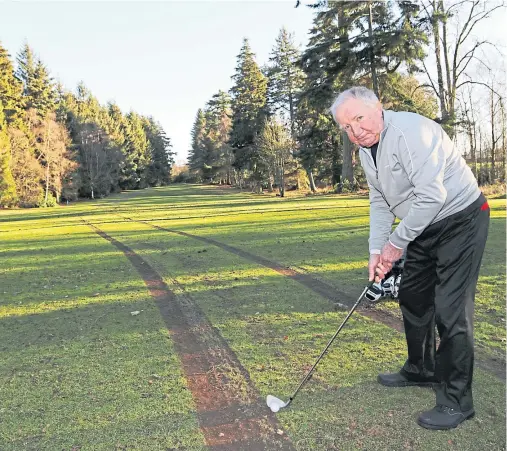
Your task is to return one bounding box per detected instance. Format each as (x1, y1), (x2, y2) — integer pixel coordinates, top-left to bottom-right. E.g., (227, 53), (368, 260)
(377, 241), (404, 280)
(368, 253), (381, 282)
(370, 253), (391, 283)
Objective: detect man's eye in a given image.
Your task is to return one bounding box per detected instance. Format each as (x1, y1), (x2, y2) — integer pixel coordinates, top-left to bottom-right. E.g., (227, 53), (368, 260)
(357, 116), (363, 121)
(344, 125), (351, 130)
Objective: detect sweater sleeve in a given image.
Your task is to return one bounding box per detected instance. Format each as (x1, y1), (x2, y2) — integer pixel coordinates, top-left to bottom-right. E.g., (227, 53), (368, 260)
(367, 178), (396, 253)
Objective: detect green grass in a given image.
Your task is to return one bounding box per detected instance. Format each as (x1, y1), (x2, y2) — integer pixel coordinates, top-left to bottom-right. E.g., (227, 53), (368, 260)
(0, 184), (505, 450)
(0, 219), (204, 450)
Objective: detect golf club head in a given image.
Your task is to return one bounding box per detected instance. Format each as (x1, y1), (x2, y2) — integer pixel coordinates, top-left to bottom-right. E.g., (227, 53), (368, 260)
(266, 395), (289, 412)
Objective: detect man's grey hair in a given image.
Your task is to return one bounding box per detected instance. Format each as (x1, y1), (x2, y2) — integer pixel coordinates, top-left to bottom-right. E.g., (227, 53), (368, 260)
(329, 86), (380, 124)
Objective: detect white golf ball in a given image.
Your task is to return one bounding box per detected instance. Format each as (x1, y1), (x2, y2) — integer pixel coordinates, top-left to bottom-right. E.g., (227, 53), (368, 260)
(270, 404), (280, 413)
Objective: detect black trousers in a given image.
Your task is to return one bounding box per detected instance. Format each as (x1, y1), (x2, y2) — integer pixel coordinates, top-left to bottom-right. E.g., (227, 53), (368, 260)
(398, 193), (490, 411)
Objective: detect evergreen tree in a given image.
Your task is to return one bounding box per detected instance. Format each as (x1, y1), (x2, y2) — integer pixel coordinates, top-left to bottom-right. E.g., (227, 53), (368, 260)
(0, 103), (18, 206)
(295, 93), (341, 188)
(124, 111), (150, 188)
(58, 88), (122, 197)
(15, 44), (35, 89)
(301, 1), (427, 102)
(266, 28), (306, 137)
(16, 44), (56, 117)
(143, 117), (174, 186)
(299, 1), (430, 189)
(229, 39), (268, 175)
(204, 90), (234, 184)
(188, 108), (207, 180)
(381, 73), (438, 119)
(0, 42), (24, 125)
(106, 102), (128, 148)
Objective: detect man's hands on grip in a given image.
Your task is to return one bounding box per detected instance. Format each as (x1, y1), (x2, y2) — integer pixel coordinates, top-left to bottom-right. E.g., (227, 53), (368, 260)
(368, 254), (392, 283)
(369, 242), (404, 283)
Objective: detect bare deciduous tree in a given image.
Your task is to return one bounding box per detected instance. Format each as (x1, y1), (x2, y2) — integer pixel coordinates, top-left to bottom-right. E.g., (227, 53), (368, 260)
(420, 0), (505, 137)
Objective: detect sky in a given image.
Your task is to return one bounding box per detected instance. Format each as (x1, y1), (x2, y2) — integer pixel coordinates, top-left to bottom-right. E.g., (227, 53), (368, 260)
(0, 1), (318, 164)
(0, 2), (504, 164)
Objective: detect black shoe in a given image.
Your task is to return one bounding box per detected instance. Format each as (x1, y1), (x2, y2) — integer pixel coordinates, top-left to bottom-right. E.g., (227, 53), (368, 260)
(377, 372), (436, 387)
(417, 405), (475, 430)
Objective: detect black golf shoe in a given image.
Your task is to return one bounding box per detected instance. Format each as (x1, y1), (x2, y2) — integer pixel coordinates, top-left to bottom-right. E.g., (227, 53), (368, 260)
(417, 405), (475, 430)
(377, 371), (437, 387)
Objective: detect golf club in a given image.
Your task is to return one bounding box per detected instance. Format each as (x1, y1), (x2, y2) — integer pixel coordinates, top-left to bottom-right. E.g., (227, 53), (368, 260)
(266, 281), (380, 413)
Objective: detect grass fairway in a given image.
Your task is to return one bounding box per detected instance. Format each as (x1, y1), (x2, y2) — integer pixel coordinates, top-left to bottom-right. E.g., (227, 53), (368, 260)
(0, 184), (505, 450)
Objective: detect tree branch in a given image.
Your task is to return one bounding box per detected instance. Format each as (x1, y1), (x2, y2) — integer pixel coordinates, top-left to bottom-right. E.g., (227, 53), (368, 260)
(411, 83), (435, 96)
(421, 59), (440, 98)
(456, 79), (503, 99)
(459, 3), (505, 46)
(455, 40), (490, 80)
(455, 0), (479, 49)
(447, 0), (474, 14)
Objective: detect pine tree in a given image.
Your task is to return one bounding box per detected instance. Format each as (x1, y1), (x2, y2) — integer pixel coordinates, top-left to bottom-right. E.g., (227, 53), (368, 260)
(143, 117), (173, 186)
(189, 108), (207, 179)
(298, 1), (431, 190)
(0, 103), (18, 206)
(382, 73), (438, 119)
(229, 39), (268, 176)
(16, 44), (56, 117)
(301, 1), (427, 102)
(266, 28), (306, 137)
(59, 87), (122, 197)
(15, 44), (35, 90)
(0, 42), (24, 125)
(204, 90), (234, 184)
(124, 111), (150, 188)
(106, 102), (128, 149)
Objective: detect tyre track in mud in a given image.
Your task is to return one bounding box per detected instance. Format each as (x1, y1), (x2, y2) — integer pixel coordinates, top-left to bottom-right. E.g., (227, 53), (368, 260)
(83, 219), (295, 451)
(121, 215), (506, 382)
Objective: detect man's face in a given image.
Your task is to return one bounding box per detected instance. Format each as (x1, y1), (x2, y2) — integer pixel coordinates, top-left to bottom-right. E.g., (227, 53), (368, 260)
(335, 98), (383, 147)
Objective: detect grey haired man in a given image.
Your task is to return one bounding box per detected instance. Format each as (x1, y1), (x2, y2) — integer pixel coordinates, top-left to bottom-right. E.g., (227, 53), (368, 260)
(331, 86), (490, 430)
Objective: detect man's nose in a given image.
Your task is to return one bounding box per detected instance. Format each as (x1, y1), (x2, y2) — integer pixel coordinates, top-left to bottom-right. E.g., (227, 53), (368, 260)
(350, 123), (362, 137)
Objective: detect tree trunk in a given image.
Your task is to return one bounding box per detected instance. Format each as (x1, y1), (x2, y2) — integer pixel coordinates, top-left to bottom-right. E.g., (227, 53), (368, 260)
(330, 133), (341, 188)
(468, 126), (477, 180)
(501, 100), (506, 182)
(308, 169), (316, 193)
(490, 88), (496, 183)
(478, 129), (484, 186)
(341, 131), (354, 187)
(368, 0), (379, 97)
(280, 161), (285, 197)
(432, 0), (448, 130)
(288, 74), (295, 139)
(45, 163), (49, 205)
(467, 89), (477, 180)
(440, 0), (452, 107)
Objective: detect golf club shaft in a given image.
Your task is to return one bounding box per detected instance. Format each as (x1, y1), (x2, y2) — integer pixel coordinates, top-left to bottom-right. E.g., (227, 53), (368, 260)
(288, 284), (372, 403)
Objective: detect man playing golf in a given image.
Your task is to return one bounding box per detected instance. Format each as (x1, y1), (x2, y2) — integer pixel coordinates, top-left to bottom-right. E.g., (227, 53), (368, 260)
(330, 86), (490, 430)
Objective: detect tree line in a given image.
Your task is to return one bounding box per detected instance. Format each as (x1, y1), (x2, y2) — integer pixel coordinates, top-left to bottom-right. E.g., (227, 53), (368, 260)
(186, 0), (506, 195)
(0, 43), (174, 207)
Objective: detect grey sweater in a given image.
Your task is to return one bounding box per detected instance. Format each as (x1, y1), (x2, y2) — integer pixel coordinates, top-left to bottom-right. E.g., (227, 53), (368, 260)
(359, 110), (481, 252)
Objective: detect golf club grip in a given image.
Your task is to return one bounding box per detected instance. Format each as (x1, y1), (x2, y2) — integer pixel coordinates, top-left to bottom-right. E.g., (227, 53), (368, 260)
(289, 284), (371, 401)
